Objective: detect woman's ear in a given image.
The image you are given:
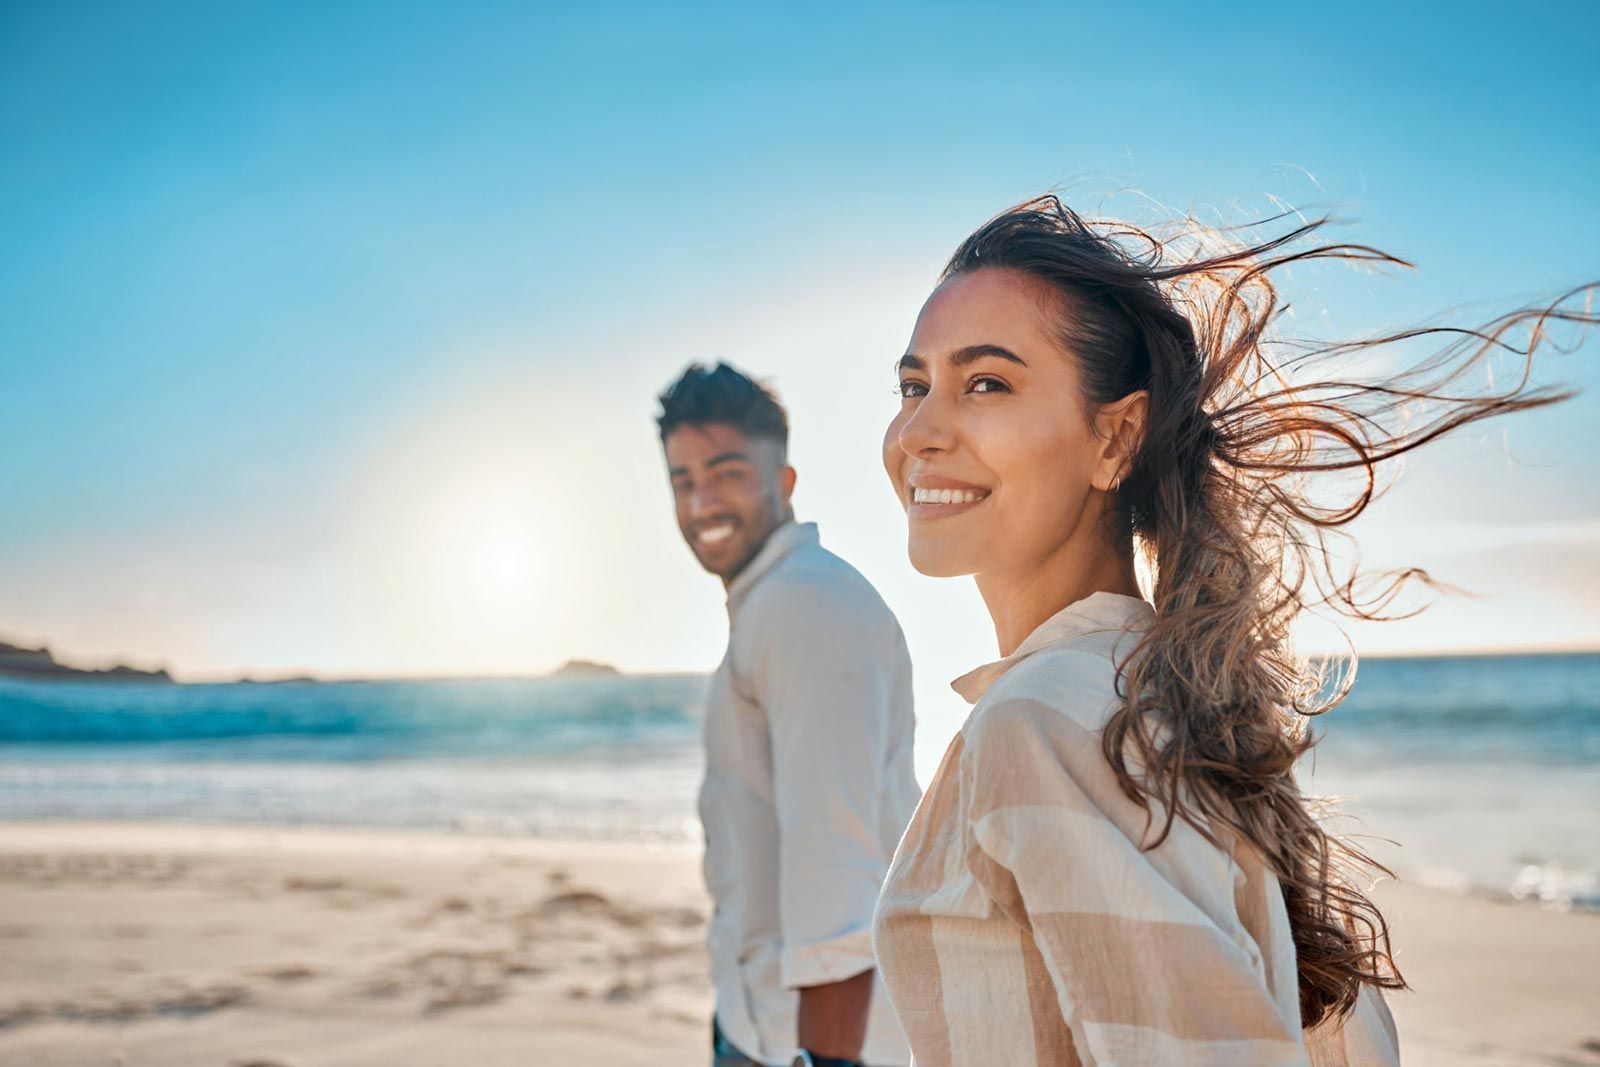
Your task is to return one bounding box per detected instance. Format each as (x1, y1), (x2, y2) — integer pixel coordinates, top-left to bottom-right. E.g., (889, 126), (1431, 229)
(1093, 390), (1148, 491)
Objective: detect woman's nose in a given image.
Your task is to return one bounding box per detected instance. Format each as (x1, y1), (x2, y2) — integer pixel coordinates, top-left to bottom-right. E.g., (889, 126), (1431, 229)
(897, 391), (956, 457)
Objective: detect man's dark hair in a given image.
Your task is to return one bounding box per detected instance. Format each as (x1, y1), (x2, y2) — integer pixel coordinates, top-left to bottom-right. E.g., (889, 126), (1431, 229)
(656, 362), (789, 450)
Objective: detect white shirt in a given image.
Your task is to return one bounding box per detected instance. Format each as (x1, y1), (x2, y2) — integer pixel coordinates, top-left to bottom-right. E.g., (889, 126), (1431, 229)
(700, 520), (919, 1066)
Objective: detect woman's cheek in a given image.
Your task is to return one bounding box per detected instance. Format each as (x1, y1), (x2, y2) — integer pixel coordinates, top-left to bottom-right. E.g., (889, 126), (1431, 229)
(882, 415), (905, 494)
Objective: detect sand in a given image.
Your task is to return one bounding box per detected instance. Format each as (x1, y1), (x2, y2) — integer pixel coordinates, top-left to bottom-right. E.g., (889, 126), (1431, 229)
(0, 822), (1595, 1067)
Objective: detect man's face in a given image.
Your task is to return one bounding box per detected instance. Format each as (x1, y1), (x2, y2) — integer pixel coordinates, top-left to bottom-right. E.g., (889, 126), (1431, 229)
(664, 422), (795, 584)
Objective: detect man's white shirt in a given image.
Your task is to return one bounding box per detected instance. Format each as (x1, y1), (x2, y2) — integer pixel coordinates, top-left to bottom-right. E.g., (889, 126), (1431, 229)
(699, 521), (919, 1066)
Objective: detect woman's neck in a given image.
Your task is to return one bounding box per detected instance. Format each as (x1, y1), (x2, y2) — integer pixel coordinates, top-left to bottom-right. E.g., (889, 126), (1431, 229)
(976, 535), (1142, 657)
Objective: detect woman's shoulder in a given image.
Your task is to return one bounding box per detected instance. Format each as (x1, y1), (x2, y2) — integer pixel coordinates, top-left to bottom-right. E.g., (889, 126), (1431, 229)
(966, 642), (1128, 738)
(955, 645), (1133, 809)
(954, 645), (1140, 833)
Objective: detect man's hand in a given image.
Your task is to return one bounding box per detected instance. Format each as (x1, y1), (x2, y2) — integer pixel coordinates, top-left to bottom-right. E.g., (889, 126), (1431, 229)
(796, 968), (874, 1061)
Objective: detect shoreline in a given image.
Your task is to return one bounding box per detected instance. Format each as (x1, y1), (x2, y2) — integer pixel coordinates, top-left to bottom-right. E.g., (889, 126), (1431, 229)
(5, 810), (1596, 915)
(2, 821), (1598, 1066)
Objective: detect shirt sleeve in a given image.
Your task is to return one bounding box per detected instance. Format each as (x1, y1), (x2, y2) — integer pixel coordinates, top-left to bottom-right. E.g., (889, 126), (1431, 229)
(961, 696), (1311, 1067)
(750, 579), (902, 990)
(1305, 986), (1399, 1067)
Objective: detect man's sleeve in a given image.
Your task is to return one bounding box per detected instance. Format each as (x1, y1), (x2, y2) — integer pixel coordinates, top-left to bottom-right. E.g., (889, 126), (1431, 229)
(752, 580), (901, 990)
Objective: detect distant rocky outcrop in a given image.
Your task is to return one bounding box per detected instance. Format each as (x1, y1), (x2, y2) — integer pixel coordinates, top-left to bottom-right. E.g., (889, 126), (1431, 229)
(550, 659), (622, 678)
(0, 640), (172, 683)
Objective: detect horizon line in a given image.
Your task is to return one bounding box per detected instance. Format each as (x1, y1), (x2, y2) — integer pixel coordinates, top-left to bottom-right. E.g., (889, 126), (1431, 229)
(6, 638), (1598, 687)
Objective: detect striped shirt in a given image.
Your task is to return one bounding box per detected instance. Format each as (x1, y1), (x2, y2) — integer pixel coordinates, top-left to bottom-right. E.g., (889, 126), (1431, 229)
(871, 592), (1399, 1066)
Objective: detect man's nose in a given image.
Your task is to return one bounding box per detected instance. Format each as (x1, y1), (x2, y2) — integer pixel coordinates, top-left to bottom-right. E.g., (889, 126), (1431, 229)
(688, 485), (724, 518)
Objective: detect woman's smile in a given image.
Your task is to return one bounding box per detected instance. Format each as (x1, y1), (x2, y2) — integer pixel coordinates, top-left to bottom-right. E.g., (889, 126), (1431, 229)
(905, 474), (992, 519)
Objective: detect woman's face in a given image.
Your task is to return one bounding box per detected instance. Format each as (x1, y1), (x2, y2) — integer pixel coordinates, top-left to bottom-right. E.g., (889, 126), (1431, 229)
(883, 268), (1113, 579)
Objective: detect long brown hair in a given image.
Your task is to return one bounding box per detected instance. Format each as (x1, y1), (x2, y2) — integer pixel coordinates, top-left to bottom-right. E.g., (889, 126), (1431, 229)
(944, 195), (1595, 1027)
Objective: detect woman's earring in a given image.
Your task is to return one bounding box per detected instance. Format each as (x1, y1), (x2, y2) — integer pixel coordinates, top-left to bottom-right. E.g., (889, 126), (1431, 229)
(1112, 472), (1122, 493)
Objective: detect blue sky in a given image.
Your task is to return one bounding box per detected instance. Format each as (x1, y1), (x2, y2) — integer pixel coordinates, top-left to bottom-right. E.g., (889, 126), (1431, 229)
(3, 2), (1598, 698)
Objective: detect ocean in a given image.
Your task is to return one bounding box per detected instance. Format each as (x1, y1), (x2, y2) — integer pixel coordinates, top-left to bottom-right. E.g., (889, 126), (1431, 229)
(2, 654), (1597, 910)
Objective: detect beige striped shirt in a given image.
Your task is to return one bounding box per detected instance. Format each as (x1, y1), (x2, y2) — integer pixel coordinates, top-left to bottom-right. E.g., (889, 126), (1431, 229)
(871, 592), (1399, 1066)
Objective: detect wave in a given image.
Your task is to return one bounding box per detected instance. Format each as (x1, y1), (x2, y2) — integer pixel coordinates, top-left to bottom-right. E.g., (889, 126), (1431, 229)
(1311, 653), (1600, 767)
(0, 675), (707, 758)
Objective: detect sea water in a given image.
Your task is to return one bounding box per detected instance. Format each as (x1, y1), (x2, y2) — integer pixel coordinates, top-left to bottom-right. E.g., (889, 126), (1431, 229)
(2, 654), (1596, 908)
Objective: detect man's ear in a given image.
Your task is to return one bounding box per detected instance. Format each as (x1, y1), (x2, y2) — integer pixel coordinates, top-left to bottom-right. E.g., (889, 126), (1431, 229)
(1093, 390), (1148, 491)
(779, 464), (797, 504)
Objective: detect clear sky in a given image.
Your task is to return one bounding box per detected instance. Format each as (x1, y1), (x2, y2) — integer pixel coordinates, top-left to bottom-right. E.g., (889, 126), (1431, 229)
(4, 0), (1598, 730)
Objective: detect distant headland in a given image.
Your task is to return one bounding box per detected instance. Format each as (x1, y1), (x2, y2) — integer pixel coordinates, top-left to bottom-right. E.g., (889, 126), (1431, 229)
(0, 639), (626, 685)
(550, 659), (622, 677)
(0, 640), (172, 684)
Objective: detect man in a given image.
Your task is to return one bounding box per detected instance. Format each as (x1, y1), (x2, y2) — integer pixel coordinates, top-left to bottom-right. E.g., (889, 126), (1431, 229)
(657, 362), (919, 1067)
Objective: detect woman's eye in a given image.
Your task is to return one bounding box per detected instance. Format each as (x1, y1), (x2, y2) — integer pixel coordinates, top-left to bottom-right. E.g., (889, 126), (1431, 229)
(969, 375), (1010, 394)
(897, 379), (929, 398)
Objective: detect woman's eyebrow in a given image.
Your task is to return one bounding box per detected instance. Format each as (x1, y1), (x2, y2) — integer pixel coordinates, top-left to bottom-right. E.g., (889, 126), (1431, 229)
(950, 343), (1026, 367)
(898, 345), (1027, 372)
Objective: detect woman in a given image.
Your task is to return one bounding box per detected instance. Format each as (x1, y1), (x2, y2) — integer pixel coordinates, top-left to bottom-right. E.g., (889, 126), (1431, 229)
(870, 196), (1592, 1066)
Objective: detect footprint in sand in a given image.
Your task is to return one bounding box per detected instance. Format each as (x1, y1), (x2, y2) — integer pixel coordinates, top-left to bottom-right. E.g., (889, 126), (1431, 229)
(360, 946), (541, 1013)
(538, 888), (612, 914)
(603, 980), (645, 1003)
(246, 964), (318, 983)
(283, 875), (348, 892)
(11, 981), (253, 1027)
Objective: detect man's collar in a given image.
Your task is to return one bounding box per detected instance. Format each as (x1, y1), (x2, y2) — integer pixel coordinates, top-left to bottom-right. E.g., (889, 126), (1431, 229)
(726, 520), (819, 613)
(951, 591), (1155, 704)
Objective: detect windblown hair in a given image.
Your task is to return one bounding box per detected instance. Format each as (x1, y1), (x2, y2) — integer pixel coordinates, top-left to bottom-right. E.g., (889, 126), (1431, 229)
(656, 361), (789, 450)
(944, 195), (1594, 1027)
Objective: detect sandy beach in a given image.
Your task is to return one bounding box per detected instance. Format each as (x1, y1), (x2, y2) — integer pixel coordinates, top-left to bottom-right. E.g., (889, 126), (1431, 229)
(0, 822), (1595, 1067)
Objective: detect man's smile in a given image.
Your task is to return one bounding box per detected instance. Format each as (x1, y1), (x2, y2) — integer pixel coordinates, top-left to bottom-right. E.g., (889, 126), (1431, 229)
(696, 521), (738, 547)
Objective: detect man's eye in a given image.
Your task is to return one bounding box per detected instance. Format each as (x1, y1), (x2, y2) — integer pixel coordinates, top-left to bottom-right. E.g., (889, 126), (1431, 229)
(897, 379), (928, 398)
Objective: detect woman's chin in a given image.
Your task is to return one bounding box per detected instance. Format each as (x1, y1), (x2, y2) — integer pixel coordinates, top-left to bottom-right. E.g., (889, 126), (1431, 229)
(907, 541), (979, 579)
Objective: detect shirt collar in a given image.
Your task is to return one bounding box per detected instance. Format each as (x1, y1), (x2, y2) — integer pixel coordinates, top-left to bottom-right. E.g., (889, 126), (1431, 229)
(726, 520), (818, 615)
(951, 590), (1155, 704)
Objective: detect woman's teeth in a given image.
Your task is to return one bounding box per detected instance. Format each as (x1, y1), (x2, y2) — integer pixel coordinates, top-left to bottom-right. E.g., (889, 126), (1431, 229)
(697, 524), (735, 545)
(911, 487), (988, 505)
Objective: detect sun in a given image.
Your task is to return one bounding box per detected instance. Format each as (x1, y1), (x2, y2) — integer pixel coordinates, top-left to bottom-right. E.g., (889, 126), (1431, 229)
(470, 525), (538, 605)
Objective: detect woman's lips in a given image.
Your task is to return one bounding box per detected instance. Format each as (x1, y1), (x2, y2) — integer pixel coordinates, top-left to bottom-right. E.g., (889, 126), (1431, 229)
(906, 483), (991, 520)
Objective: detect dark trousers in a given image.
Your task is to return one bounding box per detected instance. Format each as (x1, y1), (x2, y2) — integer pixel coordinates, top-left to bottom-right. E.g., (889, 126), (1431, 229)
(712, 1017), (774, 1067)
